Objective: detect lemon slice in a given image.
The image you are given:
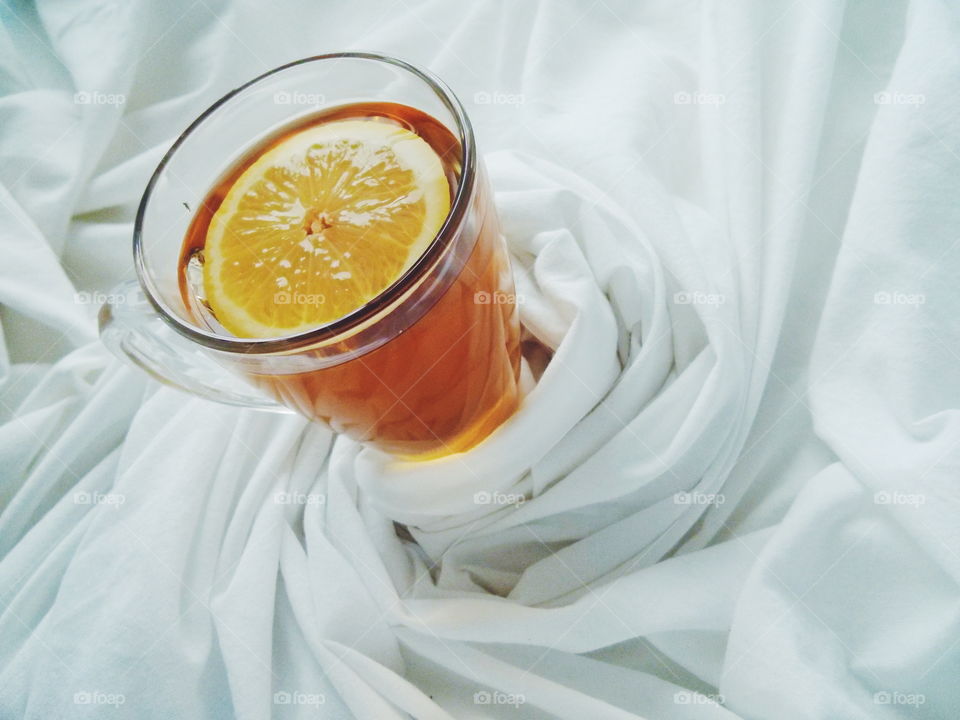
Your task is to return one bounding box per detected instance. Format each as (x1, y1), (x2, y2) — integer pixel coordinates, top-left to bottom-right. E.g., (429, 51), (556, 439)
(203, 119), (451, 338)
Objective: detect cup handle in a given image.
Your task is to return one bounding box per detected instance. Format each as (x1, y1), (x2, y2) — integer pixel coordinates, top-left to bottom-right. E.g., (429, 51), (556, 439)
(98, 280), (290, 412)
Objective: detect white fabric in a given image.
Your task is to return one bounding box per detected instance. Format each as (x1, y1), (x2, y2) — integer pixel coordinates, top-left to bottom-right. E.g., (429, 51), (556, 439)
(1, 1), (959, 718)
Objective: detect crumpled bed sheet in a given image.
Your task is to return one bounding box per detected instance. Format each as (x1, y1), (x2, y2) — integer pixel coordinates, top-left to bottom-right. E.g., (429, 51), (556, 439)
(1, 0), (959, 718)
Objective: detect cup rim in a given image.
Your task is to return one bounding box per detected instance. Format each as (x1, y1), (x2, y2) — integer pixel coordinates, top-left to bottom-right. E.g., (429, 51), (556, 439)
(133, 51), (476, 354)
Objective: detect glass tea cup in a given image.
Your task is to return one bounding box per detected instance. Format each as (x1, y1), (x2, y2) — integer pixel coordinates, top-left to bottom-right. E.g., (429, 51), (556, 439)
(100, 53), (521, 459)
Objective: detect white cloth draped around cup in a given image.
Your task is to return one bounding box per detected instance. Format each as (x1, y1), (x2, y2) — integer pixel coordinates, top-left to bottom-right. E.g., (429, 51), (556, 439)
(1, 0), (959, 718)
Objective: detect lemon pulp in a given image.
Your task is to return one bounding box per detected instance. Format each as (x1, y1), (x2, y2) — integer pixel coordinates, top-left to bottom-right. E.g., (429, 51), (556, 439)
(202, 119), (451, 338)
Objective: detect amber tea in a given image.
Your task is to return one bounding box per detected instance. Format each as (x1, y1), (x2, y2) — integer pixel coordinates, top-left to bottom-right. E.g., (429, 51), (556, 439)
(178, 102), (521, 457)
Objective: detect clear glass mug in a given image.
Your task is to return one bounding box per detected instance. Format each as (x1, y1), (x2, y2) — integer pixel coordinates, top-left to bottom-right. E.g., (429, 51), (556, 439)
(100, 53), (521, 459)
